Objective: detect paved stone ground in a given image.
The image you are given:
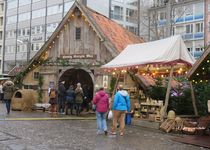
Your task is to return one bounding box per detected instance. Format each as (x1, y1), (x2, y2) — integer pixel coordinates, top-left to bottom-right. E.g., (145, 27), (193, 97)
(0, 103), (208, 150)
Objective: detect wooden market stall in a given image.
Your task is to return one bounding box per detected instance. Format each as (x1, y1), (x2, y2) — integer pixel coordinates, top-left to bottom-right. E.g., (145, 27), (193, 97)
(186, 45), (210, 134)
(14, 1), (143, 104)
(102, 35), (196, 121)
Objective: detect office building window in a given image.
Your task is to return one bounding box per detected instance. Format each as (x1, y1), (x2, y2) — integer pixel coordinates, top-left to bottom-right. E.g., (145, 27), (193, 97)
(31, 25), (45, 35)
(126, 26), (138, 35)
(75, 27), (81, 40)
(6, 30), (16, 38)
(7, 15), (17, 24)
(0, 31), (3, 40)
(0, 45), (2, 54)
(187, 48), (192, 52)
(0, 17), (3, 25)
(18, 28), (30, 37)
(17, 44), (27, 52)
(32, 8), (46, 19)
(174, 7), (184, 19)
(195, 48), (203, 51)
(34, 72), (40, 80)
(185, 5), (193, 16)
(27, 28), (30, 35)
(19, 0), (30, 6)
(64, 1), (74, 12)
(172, 27), (175, 35)
(126, 0), (137, 6)
(111, 5), (123, 21)
(32, 0), (42, 3)
(159, 11), (166, 20)
(47, 4), (63, 16)
(31, 43), (43, 51)
(8, 0), (17, 9)
(47, 23), (58, 33)
(19, 12), (30, 22)
(5, 45), (15, 53)
(0, 3), (4, 11)
(113, 0), (124, 3)
(195, 22), (203, 33)
(126, 8), (138, 23)
(194, 3), (203, 15)
(186, 24), (193, 33)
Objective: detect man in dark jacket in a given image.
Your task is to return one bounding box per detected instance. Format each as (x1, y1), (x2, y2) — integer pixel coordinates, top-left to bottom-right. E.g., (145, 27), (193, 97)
(3, 80), (17, 114)
(58, 81), (66, 114)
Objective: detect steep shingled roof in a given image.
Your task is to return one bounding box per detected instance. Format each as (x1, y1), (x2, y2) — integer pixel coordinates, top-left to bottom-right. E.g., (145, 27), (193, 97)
(85, 8), (143, 52)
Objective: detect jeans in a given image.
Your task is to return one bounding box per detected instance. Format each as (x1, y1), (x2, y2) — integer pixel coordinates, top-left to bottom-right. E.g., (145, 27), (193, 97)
(75, 103), (82, 116)
(58, 97), (65, 113)
(96, 111), (107, 132)
(66, 102), (74, 115)
(5, 99), (11, 114)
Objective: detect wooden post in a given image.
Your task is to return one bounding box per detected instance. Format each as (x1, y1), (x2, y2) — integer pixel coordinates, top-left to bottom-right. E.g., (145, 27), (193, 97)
(163, 66), (174, 119)
(189, 81), (198, 116)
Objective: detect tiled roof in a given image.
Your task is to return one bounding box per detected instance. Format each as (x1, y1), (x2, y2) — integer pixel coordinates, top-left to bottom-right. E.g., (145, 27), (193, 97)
(86, 8), (144, 52)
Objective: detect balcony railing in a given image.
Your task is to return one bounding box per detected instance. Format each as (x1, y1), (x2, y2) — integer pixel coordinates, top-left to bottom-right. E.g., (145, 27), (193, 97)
(182, 33), (204, 40)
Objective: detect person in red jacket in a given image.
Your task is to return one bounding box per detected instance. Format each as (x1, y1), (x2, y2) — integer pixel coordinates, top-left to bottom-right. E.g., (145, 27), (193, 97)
(93, 87), (109, 135)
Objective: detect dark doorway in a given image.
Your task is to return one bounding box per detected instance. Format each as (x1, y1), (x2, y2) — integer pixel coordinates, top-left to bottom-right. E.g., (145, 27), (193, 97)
(59, 69), (94, 100)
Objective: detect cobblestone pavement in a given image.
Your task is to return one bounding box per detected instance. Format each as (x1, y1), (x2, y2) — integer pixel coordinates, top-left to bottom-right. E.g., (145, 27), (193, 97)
(0, 103), (208, 150)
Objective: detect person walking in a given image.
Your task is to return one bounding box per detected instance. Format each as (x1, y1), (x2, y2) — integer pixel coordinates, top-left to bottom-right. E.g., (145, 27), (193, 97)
(49, 86), (57, 117)
(58, 81), (66, 114)
(93, 87), (109, 135)
(75, 83), (83, 116)
(2, 80), (16, 114)
(0, 81), (4, 102)
(65, 85), (75, 115)
(111, 85), (130, 136)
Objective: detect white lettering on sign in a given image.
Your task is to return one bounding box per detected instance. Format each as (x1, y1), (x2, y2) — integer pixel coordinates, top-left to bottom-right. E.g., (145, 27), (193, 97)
(62, 54), (96, 59)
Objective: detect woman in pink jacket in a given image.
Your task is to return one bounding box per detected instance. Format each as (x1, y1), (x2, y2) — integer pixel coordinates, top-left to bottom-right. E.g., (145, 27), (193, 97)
(93, 87), (109, 135)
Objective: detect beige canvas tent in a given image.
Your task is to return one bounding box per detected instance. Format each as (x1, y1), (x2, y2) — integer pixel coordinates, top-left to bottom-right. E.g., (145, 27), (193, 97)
(102, 35), (196, 118)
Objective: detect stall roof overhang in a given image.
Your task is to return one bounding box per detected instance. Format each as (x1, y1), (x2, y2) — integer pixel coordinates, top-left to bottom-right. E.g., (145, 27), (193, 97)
(187, 45), (210, 80)
(102, 35), (195, 69)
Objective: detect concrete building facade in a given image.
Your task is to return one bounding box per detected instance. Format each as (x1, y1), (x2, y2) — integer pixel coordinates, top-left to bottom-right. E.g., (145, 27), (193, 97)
(148, 0), (204, 59)
(110, 0), (139, 35)
(3, 0), (139, 73)
(204, 0), (210, 46)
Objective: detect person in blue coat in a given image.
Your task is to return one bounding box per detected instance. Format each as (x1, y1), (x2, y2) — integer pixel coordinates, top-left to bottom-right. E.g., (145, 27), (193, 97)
(111, 85), (130, 136)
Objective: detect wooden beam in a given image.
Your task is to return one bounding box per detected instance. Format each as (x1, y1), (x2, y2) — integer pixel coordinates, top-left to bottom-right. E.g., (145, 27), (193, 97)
(190, 81), (198, 116)
(163, 66), (174, 119)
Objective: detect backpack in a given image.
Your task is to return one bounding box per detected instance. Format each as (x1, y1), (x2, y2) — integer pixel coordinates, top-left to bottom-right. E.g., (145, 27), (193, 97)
(50, 90), (56, 99)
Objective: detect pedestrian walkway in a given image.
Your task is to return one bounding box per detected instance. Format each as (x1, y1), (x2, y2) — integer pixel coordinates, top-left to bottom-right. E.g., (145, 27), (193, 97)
(0, 103), (95, 121)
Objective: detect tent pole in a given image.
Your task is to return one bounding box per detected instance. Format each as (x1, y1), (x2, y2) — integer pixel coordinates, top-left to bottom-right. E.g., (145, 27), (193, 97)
(189, 81), (198, 116)
(162, 66), (174, 120)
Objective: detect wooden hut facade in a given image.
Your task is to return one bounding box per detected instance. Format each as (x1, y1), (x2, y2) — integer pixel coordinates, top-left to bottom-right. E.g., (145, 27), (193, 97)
(20, 1), (143, 102)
